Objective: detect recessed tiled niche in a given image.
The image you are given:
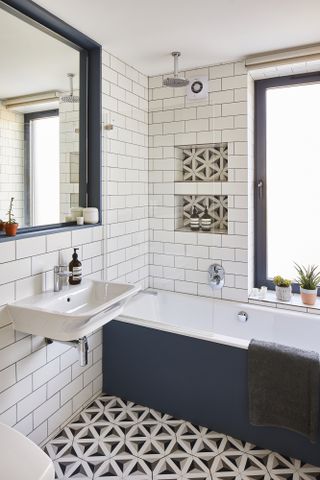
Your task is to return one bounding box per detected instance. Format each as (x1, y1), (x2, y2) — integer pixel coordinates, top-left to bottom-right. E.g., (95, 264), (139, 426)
(175, 195), (228, 233)
(175, 143), (228, 182)
(174, 143), (229, 234)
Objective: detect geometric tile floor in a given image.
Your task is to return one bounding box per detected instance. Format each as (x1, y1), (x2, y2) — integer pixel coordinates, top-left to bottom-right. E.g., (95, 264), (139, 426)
(44, 394), (320, 480)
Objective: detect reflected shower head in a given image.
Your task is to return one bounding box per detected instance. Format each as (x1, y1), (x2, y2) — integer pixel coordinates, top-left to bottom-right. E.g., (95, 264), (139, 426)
(163, 52), (189, 88)
(60, 73), (79, 103)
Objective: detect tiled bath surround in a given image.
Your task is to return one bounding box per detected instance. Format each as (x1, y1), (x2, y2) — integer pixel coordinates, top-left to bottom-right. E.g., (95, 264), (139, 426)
(149, 61), (250, 301)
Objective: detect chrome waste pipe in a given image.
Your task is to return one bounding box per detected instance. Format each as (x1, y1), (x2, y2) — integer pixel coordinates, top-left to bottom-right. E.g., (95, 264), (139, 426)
(45, 336), (89, 366)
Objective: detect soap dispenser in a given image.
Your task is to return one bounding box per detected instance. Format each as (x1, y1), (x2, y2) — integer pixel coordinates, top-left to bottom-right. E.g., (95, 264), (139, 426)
(190, 206), (200, 231)
(200, 206), (212, 231)
(69, 248), (82, 285)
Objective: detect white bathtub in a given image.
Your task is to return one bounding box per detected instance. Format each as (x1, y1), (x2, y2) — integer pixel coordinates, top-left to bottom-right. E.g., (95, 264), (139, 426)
(118, 289), (320, 353)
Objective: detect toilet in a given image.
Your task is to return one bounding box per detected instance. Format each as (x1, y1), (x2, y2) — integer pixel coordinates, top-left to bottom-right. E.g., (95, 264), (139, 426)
(0, 422), (54, 480)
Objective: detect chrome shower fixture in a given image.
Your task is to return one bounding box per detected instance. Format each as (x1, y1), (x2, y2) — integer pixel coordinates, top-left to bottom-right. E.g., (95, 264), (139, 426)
(60, 73), (80, 103)
(163, 52), (189, 88)
(208, 264), (225, 290)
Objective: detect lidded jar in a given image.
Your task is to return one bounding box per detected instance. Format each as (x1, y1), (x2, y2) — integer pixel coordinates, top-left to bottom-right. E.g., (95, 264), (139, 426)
(83, 207), (99, 224)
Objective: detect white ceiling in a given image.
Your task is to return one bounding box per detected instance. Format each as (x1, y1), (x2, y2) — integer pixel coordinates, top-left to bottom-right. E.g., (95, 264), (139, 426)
(0, 7), (79, 99)
(33, 0), (320, 76)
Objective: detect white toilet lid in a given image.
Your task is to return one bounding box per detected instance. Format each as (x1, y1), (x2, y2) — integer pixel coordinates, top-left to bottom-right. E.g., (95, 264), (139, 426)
(0, 422), (54, 480)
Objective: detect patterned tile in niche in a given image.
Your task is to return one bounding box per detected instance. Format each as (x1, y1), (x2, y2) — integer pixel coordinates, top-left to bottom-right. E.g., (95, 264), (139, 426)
(183, 195), (228, 232)
(44, 394), (320, 480)
(182, 143), (228, 182)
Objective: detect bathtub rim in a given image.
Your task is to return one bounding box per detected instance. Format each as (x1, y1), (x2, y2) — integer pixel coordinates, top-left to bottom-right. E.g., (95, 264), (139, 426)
(116, 314), (249, 350)
(116, 288), (320, 352)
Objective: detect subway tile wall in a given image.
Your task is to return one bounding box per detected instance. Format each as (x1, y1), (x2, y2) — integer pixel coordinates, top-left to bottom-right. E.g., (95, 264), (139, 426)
(102, 49), (149, 288)
(0, 227), (104, 445)
(0, 102), (24, 225)
(149, 62), (250, 301)
(0, 52), (255, 445)
(0, 49), (149, 446)
(59, 94), (80, 221)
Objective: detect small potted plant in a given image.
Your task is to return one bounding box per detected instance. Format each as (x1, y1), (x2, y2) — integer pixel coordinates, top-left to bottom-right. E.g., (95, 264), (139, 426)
(294, 262), (320, 306)
(0, 219), (4, 232)
(4, 197), (18, 237)
(273, 275), (292, 301)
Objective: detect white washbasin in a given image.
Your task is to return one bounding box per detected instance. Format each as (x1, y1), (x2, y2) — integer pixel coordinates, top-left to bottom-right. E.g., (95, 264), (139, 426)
(0, 422), (54, 480)
(8, 280), (140, 341)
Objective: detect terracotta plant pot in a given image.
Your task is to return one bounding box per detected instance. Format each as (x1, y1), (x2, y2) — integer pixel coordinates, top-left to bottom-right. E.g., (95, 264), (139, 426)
(300, 287), (318, 306)
(0, 221), (5, 232)
(275, 285), (292, 302)
(5, 222), (18, 237)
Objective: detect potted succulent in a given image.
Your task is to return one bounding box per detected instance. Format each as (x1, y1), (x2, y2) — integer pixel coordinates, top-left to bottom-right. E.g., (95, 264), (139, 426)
(4, 197), (18, 237)
(294, 263), (320, 306)
(273, 275), (292, 301)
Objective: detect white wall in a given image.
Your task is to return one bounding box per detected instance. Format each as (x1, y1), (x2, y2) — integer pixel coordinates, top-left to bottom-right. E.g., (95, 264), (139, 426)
(59, 94), (80, 221)
(0, 48), (149, 446)
(0, 102), (24, 225)
(0, 227), (104, 445)
(149, 61), (250, 301)
(0, 49), (263, 446)
(102, 50), (149, 288)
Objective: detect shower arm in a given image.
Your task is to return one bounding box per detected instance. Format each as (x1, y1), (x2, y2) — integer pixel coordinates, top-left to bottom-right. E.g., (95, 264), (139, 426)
(173, 52), (180, 78)
(68, 73), (74, 96)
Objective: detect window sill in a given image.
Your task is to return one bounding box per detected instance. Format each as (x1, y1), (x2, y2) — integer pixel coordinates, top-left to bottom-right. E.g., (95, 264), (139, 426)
(249, 290), (320, 314)
(0, 223), (101, 242)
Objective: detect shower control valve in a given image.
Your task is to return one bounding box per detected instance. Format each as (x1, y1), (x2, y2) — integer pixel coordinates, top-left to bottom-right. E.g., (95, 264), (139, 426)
(208, 264), (225, 290)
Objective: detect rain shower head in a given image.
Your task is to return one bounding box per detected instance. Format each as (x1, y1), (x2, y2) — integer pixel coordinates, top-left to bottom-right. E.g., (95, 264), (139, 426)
(60, 73), (79, 103)
(163, 52), (189, 88)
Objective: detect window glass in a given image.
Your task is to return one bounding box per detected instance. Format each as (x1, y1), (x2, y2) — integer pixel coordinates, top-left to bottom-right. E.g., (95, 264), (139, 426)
(266, 82), (320, 280)
(31, 115), (60, 225)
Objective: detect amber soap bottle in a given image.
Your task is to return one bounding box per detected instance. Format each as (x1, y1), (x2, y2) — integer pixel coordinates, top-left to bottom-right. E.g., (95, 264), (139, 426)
(69, 248), (82, 285)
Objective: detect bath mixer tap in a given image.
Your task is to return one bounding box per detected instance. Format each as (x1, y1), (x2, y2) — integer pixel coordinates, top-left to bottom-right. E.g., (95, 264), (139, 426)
(208, 264), (225, 289)
(54, 265), (72, 292)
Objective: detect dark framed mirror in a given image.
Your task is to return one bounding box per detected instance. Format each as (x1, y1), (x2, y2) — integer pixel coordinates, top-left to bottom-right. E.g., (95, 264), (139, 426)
(0, 0), (101, 239)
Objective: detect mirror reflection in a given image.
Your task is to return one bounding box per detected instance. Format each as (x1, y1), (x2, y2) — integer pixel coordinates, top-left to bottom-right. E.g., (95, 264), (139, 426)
(0, 6), (81, 228)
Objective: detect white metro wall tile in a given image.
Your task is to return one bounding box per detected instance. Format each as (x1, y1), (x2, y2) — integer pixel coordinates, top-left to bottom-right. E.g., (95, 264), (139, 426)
(17, 385), (47, 421)
(0, 242), (15, 263)
(16, 236), (46, 259)
(0, 258), (31, 285)
(0, 376), (32, 415)
(46, 231), (72, 252)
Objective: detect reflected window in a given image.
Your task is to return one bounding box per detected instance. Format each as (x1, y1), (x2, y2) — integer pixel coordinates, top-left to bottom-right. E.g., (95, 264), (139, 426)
(26, 111), (60, 226)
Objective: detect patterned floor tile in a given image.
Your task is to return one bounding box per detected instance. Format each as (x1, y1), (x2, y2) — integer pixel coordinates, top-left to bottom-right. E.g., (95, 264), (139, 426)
(266, 453), (320, 480)
(44, 394), (320, 480)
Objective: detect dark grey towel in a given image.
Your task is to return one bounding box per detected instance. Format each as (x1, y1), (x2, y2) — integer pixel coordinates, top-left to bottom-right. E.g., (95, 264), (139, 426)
(248, 339), (320, 442)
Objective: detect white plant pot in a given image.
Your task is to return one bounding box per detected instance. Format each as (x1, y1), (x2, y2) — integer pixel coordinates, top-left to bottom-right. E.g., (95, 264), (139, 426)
(300, 287), (318, 306)
(275, 285), (292, 302)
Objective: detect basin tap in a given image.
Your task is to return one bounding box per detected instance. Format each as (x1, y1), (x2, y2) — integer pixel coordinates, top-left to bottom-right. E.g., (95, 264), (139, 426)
(54, 266), (72, 292)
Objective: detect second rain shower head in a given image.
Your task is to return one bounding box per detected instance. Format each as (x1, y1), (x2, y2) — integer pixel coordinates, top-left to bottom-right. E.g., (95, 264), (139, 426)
(60, 73), (80, 103)
(163, 52), (189, 88)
